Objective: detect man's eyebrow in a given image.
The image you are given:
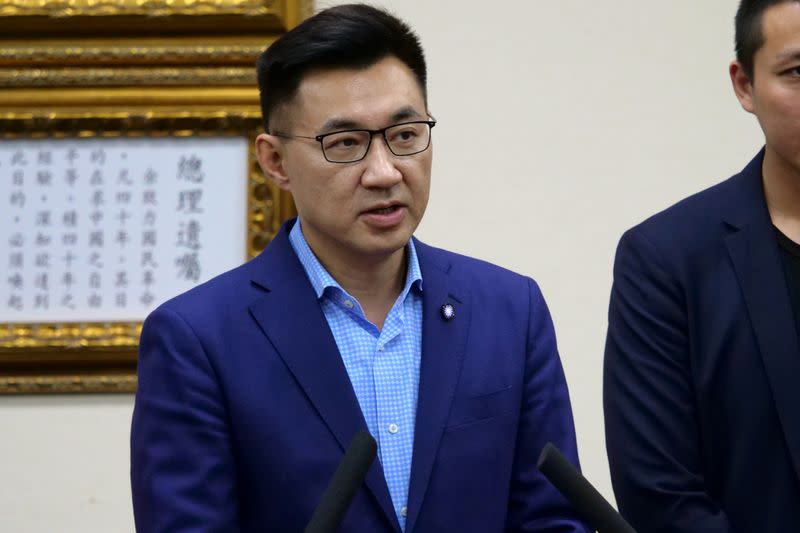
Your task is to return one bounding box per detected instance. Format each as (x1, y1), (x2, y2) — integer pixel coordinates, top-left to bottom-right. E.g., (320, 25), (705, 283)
(776, 48), (800, 64)
(317, 107), (426, 135)
(390, 106), (425, 123)
(317, 118), (360, 134)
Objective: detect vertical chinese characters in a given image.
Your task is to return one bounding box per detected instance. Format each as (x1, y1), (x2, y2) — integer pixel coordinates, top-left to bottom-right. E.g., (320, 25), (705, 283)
(87, 147), (106, 310)
(33, 149), (53, 310)
(61, 147), (80, 310)
(7, 149), (27, 311)
(175, 155), (204, 283)
(1, 136), (244, 322)
(114, 154), (133, 308)
(141, 166), (158, 307)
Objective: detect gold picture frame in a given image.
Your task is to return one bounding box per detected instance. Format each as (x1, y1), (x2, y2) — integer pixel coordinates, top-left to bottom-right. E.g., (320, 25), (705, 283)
(0, 0), (307, 394)
(0, 0), (314, 35)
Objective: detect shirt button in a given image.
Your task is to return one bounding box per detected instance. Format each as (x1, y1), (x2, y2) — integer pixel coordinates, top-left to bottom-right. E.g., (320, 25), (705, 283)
(378, 344), (385, 352)
(388, 423), (399, 434)
(400, 506), (408, 517)
(343, 299), (354, 308)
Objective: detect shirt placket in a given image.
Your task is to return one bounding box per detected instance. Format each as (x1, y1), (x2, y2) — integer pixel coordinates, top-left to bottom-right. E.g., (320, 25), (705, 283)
(374, 303), (413, 527)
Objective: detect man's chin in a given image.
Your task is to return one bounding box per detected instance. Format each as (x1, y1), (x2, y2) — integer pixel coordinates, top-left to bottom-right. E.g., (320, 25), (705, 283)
(354, 232), (412, 259)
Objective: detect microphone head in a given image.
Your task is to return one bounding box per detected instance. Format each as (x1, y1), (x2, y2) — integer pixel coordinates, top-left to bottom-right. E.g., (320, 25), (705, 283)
(536, 442), (558, 471)
(537, 442), (637, 533)
(349, 431), (378, 463)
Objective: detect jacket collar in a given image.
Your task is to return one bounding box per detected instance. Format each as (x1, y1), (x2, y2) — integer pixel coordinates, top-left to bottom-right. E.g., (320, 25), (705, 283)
(723, 149), (800, 481)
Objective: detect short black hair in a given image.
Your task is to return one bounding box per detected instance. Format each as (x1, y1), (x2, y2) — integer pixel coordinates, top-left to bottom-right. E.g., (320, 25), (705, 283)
(256, 3), (427, 132)
(735, 0), (800, 78)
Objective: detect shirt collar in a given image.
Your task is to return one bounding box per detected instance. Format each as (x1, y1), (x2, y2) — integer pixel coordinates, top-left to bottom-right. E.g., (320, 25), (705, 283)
(289, 219), (423, 301)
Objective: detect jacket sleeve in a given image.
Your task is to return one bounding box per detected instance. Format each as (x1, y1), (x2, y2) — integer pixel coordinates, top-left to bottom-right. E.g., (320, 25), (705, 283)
(131, 305), (240, 533)
(604, 227), (734, 532)
(505, 278), (592, 533)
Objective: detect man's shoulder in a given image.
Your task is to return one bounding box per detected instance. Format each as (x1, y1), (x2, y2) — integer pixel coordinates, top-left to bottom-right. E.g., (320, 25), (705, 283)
(641, 174), (736, 233)
(414, 240), (542, 308)
(416, 240), (529, 283)
(150, 255), (263, 325)
(415, 241), (552, 335)
(623, 168), (749, 258)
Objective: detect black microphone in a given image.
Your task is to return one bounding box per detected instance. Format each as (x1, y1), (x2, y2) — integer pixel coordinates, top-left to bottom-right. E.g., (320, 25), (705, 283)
(305, 431), (377, 533)
(537, 442), (636, 533)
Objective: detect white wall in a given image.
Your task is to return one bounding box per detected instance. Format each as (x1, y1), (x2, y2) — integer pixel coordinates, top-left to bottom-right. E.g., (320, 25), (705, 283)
(0, 396), (135, 532)
(0, 1), (763, 531)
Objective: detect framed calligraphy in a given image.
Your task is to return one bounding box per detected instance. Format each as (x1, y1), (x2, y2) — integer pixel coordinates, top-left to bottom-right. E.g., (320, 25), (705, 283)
(0, 0), (306, 393)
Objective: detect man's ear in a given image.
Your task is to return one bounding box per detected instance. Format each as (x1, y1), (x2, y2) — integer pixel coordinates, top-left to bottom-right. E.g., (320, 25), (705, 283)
(730, 60), (755, 114)
(255, 133), (291, 190)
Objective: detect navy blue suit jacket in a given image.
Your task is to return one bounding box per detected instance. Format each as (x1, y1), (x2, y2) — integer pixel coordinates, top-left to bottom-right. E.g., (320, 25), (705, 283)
(131, 218), (590, 532)
(604, 151), (800, 532)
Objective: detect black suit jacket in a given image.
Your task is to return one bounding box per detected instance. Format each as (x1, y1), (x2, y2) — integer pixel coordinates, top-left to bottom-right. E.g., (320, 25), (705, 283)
(604, 150), (800, 532)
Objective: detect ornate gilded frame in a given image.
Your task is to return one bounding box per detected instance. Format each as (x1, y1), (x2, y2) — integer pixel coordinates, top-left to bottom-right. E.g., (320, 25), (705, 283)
(0, 0), (314, 34)
(0, 0), (307, 393)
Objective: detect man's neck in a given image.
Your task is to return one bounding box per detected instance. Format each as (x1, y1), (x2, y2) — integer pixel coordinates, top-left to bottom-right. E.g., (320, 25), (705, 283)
(305, 231), (407, 330)
(763, 147), (800, 243)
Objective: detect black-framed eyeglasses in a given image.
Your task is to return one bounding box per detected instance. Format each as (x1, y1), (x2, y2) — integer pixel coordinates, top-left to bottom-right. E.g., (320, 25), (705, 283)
(271, 119), (436, 163)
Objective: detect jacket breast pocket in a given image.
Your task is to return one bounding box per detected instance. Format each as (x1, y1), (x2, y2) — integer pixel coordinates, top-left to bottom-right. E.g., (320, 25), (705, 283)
(445, 385), (517, 430)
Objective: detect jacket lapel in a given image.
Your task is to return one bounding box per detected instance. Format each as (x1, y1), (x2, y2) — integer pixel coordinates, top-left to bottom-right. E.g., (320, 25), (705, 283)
(404, 241), (471, 533)
(724, 153), (800, 481)
(247, 221), (399, 531)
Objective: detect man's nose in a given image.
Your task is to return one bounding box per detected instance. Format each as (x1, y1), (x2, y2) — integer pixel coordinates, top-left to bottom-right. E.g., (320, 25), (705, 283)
(360, 135), (403, 188)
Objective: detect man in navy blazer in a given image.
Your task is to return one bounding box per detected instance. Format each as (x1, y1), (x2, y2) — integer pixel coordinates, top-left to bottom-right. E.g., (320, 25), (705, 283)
(131, 5), (589, 532)
(604, 1), (800, 531)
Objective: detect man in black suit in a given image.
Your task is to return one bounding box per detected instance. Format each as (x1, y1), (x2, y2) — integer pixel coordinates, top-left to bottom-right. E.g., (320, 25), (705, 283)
(604, 1), (800, 531)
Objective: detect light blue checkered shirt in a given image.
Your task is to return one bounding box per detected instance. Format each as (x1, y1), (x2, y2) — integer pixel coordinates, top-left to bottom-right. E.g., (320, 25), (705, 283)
(289, 221), (423, 530)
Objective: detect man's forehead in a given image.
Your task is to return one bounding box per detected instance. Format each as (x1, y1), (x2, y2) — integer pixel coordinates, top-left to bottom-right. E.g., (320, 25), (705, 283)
(760, 2), (800, 56)
(297, 56), (420, 89)
(291, 57), (426, 128)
